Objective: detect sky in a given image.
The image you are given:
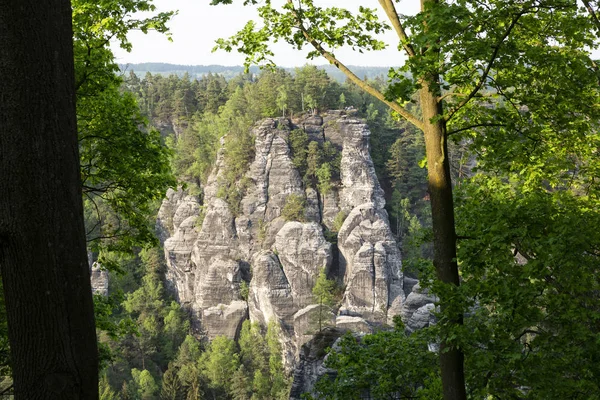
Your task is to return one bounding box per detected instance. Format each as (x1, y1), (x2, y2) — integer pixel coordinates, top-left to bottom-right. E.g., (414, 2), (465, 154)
(110, 0), (421, 67)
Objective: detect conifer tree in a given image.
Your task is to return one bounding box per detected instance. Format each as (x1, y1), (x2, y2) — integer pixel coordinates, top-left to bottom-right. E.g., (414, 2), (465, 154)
(312, 268), (337, 332)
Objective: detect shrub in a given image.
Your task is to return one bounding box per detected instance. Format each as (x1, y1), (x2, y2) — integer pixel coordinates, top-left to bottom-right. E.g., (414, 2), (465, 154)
(195, 205), (206, 230)
(239, 281), (249, 301)
(281, 194), (307, 222)
(288, 129), (309, 175)
(333, 210), (347, 232)
(257, 219), (267, 243)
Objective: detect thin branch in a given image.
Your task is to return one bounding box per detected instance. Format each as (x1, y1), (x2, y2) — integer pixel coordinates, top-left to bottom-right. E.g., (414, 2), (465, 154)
(438, 90), (494, 102)
(87, 232), (129, 242)
(378, 0), (416, 57)
(0, 384), (13, 396)
(84, 191), (103, 237)
(486, 75), (525, 124)
(456, 235), (475, 240)
(448, 123), (507, 136)
(516, 329), (541, 342)
(438, 91), (468, 102)
(288, 1), (424, 130)
(78, 134), (117, 144)
(446, 10), (526, 122)
(581, 0), (600, 35)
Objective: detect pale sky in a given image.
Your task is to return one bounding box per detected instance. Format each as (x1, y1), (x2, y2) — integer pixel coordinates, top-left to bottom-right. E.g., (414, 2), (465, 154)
(110, 1), (421, 67)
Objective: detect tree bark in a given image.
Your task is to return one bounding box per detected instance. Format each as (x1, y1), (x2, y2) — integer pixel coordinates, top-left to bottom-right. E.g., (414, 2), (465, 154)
(0, 0), (99, 398)
(420, 84), (467, 400)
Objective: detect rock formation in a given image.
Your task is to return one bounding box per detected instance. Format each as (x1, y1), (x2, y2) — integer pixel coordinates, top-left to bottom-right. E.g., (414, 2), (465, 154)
(289, 328), (346, 400)
(157, 111), (435, 375)
(88, 251), (109, 296)
(89, 262), (109, 296)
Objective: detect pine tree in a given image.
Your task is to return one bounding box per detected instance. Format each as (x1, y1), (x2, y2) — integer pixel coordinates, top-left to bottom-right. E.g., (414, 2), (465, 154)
(230, 366), (252, 400)
(161, 365), (184, 400)
(238, 321), (268, 375)
(199, 336), (239, 395)
(99, 374), (118, 400)
(276, 85), (288, 117)
(266, 322), (291, 400)
(339, 92), (346, 108)
(312, 268), (337, 332)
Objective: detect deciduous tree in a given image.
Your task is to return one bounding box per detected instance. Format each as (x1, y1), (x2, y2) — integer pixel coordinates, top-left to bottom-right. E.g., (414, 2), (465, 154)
(0, 0), (98, 397)
(211, 1), (600, 398)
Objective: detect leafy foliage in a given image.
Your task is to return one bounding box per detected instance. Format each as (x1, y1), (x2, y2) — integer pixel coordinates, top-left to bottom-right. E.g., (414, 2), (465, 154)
(80, 87), (175, 257)
(311, 321), (441, 400)
(74, 0), (177, 261)
(331, 211), (347, 233)
(200, 336), (240, 395)
(288, 128), (310, 175)
(97, 247), (190, 396)
(311, 268), (338, 332)
(454, 178), (600, 399)
(281, 194), (307, 222)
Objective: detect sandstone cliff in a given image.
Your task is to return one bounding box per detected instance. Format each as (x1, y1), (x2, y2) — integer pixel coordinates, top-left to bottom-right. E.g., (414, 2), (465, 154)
(157, 112), (434, 372)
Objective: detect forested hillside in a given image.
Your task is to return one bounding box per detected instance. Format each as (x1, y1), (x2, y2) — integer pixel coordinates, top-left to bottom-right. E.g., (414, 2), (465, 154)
(119, 63), (393, 83)
(122, 66), (434, 228)
(1, 0), (600, 399)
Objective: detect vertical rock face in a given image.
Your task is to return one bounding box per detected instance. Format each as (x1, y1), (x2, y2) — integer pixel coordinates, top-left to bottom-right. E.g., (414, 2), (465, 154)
(158, 112), (433, 375)
(338, 119), (386, 211)
(337, 205), (404, 324)
(248, 251), (294, 327)
(88, 252), (108, 296)
(289, 328), (345, 400)
(89, 262), (109, 296)
(159, 188), (201, 306)
(194, 256), (247, 339)
(274, 222), (332, 308)
(336, 118), (404, 326)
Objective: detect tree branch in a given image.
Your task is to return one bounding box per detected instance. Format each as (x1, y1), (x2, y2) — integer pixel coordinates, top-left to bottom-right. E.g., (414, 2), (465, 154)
(84, 191), (103, 238)
(0, 384), (13, 396)
(288, 1), (423, 130)
(438, 90), (495, 102)
(445, 10), (525, 122)
(447, 123), (507, 136)
(582, 0), (600, 35)
(378, 0), (416, 57)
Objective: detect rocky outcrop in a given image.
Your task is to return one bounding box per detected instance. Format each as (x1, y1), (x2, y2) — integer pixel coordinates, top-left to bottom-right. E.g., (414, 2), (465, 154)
(336, 118), (404, 327)
(237, 118), (305, 252)
(156, 187), (201, 243)
(337, 204), (404, 325)
(90, 262), (109, 296)
(289, 328), (346, 400)
(401, 283), (437, 332)
(248, 251), (294, 327)
(275, 222), (332, 307)
(88, 251), (108, 296)
(159, 188), (201, 305)
(338, 119), (385, 211)
(158, 111), (434, 372)
(190, 254), (247, 339)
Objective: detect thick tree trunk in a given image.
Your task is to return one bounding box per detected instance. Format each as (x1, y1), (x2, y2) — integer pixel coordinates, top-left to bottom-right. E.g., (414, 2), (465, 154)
(420, 86), (467, 400)
(0, 0), (99, 398)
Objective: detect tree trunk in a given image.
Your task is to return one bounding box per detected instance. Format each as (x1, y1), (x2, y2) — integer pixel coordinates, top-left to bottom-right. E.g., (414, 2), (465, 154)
(0, 0), (99, 398)
(420, 85), (467, 400)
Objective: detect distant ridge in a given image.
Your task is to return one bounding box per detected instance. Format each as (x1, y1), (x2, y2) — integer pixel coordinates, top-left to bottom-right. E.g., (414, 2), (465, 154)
(118, 62), (391, 83)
